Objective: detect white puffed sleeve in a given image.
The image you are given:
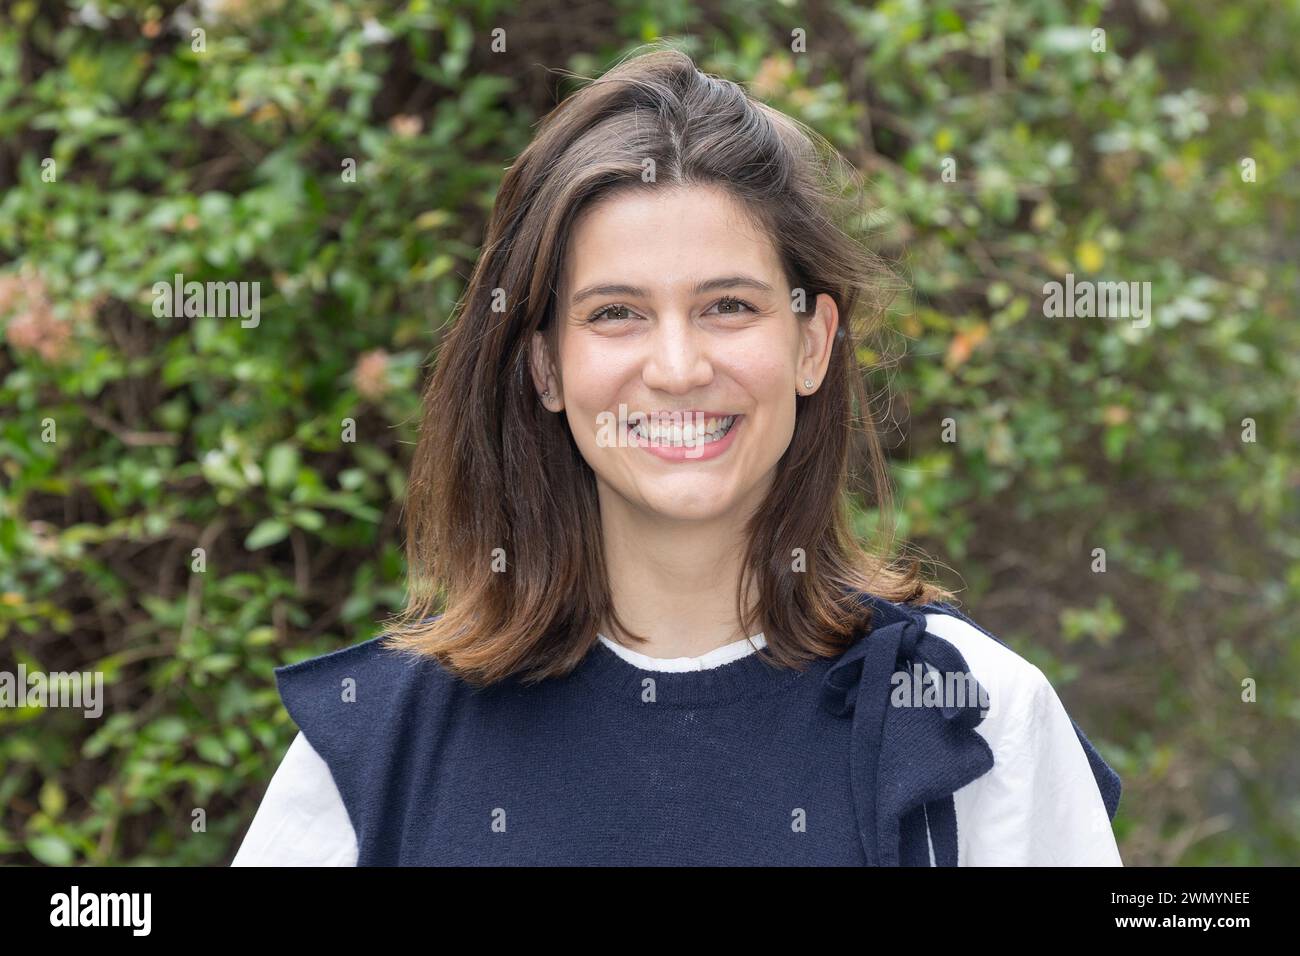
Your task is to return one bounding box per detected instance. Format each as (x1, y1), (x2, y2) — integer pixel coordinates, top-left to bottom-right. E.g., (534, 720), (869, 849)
(924, 612), (1123, 866)
(232, 731), (359, 866)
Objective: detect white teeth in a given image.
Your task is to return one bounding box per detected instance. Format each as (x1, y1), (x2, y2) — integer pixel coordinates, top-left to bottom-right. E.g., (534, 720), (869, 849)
(629, 415), (736, 446)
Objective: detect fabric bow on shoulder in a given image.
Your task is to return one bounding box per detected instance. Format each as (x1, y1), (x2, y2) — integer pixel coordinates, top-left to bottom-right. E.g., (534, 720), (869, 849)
(821, 593), (995, 866)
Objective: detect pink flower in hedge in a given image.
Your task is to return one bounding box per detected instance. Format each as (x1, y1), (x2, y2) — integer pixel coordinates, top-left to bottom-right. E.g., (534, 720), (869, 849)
(388, 114), (422, 138)
(354, 348), (390, 400)
(1, 268), (74, 363)
(6, 305), (73, 362)
(0, 274), (21, 314)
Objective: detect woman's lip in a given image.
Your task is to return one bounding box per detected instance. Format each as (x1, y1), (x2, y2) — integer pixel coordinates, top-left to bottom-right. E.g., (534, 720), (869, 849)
(625, 414), (744, 462)
(629, 410), (740, 422)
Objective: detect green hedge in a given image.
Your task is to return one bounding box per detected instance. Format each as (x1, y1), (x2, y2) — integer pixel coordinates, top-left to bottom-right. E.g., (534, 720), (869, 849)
(1, 0), (1296, 864)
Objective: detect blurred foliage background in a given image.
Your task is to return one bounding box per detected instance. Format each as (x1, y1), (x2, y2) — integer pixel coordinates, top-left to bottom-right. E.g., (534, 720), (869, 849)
(1, 0), (1296, 865)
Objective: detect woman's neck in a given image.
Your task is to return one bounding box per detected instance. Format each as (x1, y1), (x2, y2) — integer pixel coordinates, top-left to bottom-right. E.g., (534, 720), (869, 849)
(599, 492), (759, 659)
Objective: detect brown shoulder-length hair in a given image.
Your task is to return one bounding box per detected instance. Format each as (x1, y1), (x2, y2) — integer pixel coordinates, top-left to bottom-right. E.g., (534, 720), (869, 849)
(379, 44), (953, 687)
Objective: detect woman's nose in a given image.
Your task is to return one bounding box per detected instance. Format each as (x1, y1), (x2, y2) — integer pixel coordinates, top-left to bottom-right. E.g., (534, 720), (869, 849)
(640, 315), (713, 393)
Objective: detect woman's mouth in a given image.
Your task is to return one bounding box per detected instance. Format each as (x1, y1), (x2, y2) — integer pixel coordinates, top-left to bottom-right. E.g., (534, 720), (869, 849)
(624, 413), (744, 462)
(627, 414), (737, 446)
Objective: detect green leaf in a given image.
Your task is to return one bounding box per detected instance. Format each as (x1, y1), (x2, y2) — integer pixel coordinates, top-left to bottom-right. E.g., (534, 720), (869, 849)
(195, 736), (233, 766)
(245, 519), (289, 550)
(290, 509), (325, 531)
(28, 834), (75, 866)
(265, 443), (300, 492)
(39, 780), (66, 819)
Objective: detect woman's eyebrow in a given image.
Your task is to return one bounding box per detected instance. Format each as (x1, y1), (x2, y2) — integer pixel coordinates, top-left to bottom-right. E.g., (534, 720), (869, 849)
(568, 274), (774, 306)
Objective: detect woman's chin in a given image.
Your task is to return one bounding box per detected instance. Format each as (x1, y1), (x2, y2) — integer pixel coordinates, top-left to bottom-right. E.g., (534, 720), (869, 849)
(637, 487), (740, 523)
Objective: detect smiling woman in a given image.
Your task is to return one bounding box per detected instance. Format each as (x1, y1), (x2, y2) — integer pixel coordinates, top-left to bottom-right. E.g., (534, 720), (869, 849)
(535, 183), (834, 515)
(395, 48), (939, 681)
(233, 45), (1123, 867)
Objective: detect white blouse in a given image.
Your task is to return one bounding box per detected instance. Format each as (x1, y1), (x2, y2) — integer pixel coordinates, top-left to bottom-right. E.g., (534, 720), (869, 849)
(232, 614), (1123, 866)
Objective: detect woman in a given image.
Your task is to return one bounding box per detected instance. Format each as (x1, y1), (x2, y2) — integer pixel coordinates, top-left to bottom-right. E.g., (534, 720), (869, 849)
(233, 47), (1122, 866)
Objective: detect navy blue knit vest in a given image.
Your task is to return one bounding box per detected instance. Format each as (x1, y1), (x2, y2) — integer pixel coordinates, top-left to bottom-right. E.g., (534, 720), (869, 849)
(274, 594), (1121, 865)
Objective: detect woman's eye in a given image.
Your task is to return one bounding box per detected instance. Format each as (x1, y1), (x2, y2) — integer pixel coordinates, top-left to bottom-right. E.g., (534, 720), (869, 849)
(709, 296), (757, 316)
(588, 304), (636, 323)
(587, 297), (757, 323)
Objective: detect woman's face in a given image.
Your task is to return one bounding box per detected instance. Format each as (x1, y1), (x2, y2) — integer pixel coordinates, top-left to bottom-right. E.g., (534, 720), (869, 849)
(531, 184), (837, 525)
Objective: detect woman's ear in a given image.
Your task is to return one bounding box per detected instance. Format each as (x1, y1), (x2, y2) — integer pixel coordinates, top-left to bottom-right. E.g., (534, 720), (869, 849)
(797, 293), (839, 394)
(530, 330), (562, 410)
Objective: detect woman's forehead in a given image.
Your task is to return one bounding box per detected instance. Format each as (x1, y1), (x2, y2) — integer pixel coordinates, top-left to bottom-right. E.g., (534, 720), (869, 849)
(560, 187), (784, 300)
